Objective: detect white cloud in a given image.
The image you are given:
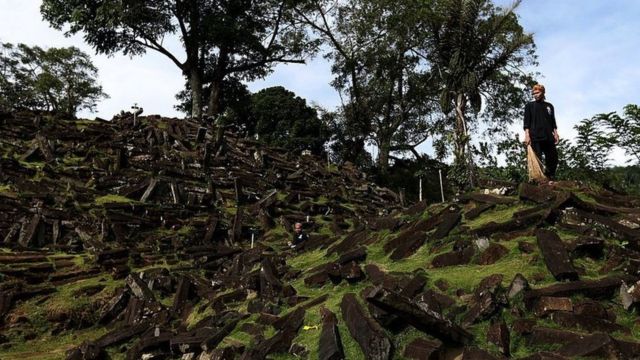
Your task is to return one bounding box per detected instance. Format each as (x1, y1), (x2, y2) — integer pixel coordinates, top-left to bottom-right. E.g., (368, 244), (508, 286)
(247, 56), (339, 109)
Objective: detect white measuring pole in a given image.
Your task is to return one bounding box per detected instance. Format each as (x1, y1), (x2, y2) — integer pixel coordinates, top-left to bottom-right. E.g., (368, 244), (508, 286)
(439, 170), (445, 203)
(419, 177), (423, 202)
(251, 232), (255, 249)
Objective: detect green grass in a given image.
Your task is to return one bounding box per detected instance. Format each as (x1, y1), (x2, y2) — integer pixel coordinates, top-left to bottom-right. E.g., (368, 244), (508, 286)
(288, 248), (336, 273)
(94, 194), (137, 205)
(365, 232), (554, 293)
(314, 195), (329, 205)
(0, 327), (109, 359)
(463, 203), (534, 229)
(153, 225), (196, 238)
(0, 275), (123, 359)
(263, 224), (289, 243)
(286, 279), (369, 360)
(186, 301), (216, 329)
(62, 155), (86, 166)
(572, 190), (599, 204)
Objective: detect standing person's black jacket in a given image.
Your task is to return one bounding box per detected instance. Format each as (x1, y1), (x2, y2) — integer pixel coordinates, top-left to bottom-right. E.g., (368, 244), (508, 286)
(524, 100), (557, 141)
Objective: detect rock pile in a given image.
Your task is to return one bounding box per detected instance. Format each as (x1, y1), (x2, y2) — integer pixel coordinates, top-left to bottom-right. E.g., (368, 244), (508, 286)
(2, 111), (640, 359)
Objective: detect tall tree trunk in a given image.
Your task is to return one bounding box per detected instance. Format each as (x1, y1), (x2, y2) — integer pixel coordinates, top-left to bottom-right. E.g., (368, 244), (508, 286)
(454, 93), (476, 188)
(189, 67), (203, 120)
(206, 75), (224, 117)
(377, 137), (391, 174)
(206, 49), (229, 117)
(346, 65), (368, 165)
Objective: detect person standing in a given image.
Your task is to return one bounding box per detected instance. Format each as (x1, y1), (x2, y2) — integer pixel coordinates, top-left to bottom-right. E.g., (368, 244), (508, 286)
(524, 84), (559, 181)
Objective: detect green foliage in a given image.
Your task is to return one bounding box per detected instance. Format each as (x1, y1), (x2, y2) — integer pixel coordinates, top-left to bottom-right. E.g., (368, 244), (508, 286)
(250, 86), (329, 154)
(421, 0), (537, 189)
(373, 156), (449, 203)
(447, 155), (473, 193)
(478, 133), (528, 183)
(41, 0), (318, 118)
(299, 0), (439, 171)
(551, 114), (617, 185)
(597, 105), (640, 165)
(571, 116), (612, 175)
(0, 42), (107, 116)
(175, 77), (252, 123)
(604, 166), (640, 195)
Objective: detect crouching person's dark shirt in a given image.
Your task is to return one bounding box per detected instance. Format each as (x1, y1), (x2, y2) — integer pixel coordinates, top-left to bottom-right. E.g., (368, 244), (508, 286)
(292, 232), (308, 246)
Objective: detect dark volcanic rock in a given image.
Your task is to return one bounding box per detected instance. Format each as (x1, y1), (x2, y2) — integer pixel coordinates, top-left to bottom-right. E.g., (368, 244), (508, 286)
(524, 275), (634, 308)
(402, 338), (442, 360)
(519, 183), (557, 203)
(535, 229), (579, 281)
(433, 208), (461, 239)
(461, 274), (505, 326)
(476, 243), (509, 265)
(487, 320), (510, 357)
(464, 203), (495, 220)
(556, 332), (625, 358)
(366, 286), (472, 345)
(533, 296), (573, 317)
(241, 307), (305, 359)
(319, 306), (344, 360)
(341, 293), (392, 360)
(568, 236), (605, 259)
(473, 210), (549, 237)
(431, 244), (475, 268)
(549, 311), (630, 334)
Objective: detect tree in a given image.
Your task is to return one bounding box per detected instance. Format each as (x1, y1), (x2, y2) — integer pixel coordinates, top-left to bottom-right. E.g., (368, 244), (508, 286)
(296, 0), (439, 172)
(572, 116), (612, 174)
(294, 0), (373, 165)
(250, 86), (329, 154)
(597, 105), (640, 165)
(41, 0), (316, 119)
(0, 42), (107, 117)
(420, 0), (537, 189)
(175, 76), (252, 132)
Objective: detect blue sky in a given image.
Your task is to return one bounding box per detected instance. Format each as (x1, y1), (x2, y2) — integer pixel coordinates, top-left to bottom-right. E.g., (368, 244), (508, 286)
(1, 0), (639, 164)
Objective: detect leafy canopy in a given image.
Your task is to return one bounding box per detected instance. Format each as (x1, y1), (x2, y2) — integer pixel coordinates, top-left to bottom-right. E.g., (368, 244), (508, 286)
(0, 42), (108, 116)
(250, 86), (329, 155)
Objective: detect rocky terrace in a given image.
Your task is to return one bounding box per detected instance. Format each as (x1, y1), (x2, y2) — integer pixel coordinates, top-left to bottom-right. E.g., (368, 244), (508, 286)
(1, 111), (640, 359)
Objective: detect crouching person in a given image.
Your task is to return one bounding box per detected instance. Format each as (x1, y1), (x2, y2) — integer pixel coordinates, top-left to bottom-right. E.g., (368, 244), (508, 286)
(288, 222), (308, 250)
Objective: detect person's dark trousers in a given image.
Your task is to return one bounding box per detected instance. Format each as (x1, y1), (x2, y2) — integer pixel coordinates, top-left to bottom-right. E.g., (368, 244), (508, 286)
(531, 140), (558, 179)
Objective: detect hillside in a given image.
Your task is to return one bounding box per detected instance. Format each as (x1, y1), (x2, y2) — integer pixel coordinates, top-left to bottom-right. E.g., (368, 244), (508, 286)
(1, 111), (640, 359)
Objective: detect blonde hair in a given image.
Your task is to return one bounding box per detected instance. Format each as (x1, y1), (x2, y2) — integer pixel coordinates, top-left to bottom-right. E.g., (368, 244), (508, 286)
(533, 84), (545, 93)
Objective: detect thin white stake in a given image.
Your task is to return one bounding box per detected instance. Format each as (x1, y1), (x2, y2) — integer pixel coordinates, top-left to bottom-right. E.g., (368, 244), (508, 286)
(439, 170), (445, 203)
(419, 177), (423, 202)
(251, 232), (255, 249)
(306, 215), (310, 223)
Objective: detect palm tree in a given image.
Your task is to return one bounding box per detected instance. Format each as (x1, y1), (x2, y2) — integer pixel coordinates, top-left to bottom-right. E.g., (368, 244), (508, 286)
(420, 0), (536, 189)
